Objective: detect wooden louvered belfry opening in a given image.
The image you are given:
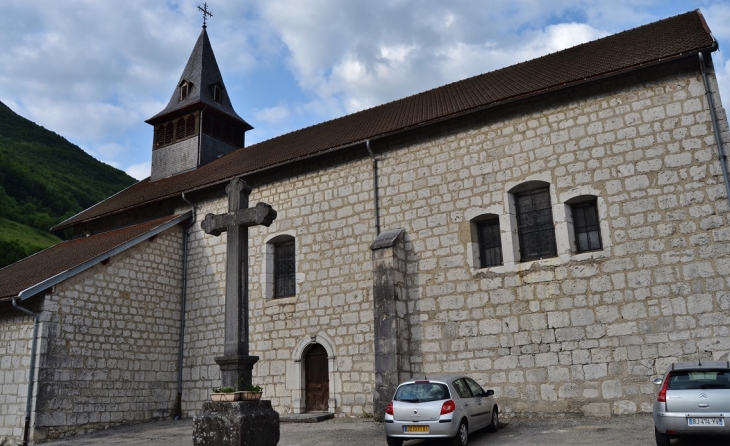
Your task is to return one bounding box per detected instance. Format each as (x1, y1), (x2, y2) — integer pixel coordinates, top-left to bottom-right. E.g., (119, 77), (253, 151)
(154, 113), (199, 149)
(201, 113), (244, 147)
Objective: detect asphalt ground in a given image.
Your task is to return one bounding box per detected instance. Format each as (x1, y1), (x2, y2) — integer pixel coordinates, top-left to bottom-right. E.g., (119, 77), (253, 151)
(42, 414), (729, 446)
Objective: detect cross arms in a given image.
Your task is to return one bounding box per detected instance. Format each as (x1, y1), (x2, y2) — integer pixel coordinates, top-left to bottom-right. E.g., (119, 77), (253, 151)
(202, 202), (277, 236)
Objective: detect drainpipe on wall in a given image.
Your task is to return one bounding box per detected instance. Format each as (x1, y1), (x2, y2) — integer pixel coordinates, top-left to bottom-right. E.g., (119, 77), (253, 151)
(699, 52), (730, 209)
(174, 194), (196, 420)
(12, 298), (39, 446)
(365, 139), (381, 236)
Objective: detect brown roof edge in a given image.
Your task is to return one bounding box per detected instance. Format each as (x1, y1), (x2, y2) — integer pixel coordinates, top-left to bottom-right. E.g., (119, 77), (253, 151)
(1, 213), (191, 302)
(53, 47), (717, 231)
(53, 10), (716, 230)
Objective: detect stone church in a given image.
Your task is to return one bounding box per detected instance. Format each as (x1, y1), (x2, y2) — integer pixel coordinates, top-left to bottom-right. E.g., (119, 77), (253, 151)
(2, 9), (730, 444)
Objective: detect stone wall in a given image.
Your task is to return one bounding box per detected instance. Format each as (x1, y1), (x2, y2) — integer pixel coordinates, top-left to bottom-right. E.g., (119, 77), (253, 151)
(374, 57), (730, 416)
(178, 56), (730, 419)
(31, 226), (184, 441)
(180, 154), (379, 417)
(0, 312), (35, 446)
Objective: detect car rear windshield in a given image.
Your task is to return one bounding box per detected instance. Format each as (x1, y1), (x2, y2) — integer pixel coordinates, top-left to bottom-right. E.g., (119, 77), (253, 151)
(667, 370), (730, 390)
(395, 383), (451, 402)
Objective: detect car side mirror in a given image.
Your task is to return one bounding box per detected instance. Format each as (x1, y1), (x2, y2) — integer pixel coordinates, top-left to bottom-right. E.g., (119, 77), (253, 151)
(486, 389), (494, 397)
(653, 378), (663, 385)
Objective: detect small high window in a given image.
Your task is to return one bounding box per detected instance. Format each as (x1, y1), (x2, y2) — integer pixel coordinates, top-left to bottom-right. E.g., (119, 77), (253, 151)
(515, 187), (557, 261)
(180, 81), (190, 101)
(569, 197), (602, 253)
(274, 239), (295, 298)
(213, 84), (222, 103)
(475, 216), (502, 268)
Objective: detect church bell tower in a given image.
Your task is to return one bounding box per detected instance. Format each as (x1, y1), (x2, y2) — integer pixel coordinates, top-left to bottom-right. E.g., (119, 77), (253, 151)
(145, 25), (252, 181)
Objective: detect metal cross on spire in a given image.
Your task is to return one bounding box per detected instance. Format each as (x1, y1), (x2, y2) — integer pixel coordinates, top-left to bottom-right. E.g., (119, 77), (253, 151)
(198, 2), (213, 28)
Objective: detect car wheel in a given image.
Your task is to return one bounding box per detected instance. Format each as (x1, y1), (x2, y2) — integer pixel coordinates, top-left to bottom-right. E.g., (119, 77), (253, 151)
(450, 419), (468, 446)
(654, 428), (670, 446)
(386, 436), (403, 446)
(486, 406), (499, 433)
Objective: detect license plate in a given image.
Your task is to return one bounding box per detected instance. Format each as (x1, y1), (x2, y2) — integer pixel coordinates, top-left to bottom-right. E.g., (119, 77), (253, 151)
(404, 425), (429, 433)
(687, 418), (725, 426)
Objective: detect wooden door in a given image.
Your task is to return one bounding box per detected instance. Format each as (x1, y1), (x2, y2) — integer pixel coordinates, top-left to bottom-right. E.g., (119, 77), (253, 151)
(305, 344), (329, 412)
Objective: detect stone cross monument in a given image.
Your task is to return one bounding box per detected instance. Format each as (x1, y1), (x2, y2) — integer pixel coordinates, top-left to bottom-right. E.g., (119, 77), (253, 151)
(202, 177), (276, 390)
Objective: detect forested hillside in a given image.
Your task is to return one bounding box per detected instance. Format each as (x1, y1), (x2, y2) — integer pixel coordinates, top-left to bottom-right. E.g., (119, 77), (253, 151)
(0, 101), (137, 267)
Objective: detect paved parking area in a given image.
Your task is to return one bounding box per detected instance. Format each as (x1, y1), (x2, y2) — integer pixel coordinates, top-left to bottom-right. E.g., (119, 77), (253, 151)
(42, 414), (729, 445)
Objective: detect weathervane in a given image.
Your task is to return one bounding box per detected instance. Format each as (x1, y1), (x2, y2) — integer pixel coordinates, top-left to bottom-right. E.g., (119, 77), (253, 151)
(198, 2), (213, 28)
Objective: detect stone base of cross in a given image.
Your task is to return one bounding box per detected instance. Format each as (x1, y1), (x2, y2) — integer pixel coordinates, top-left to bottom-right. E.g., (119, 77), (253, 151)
(201, 177), (277, 390)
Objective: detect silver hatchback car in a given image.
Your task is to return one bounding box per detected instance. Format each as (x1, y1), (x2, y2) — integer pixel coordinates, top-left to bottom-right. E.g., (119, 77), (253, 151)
(383, 375), (498, 446)
(653, 361), (730, 446)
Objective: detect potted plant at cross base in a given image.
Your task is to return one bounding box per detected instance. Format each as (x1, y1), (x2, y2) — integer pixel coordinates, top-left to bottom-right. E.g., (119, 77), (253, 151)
(210, 387), (240, 402)
(241, 384), (263, 401)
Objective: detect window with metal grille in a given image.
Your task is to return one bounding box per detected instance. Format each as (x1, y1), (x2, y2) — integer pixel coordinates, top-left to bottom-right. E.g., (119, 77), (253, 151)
(476, 217), (502, 267)
(274, 240), (295, 298)
(571, 199), (602, 252)
(515, 188), (557, 261)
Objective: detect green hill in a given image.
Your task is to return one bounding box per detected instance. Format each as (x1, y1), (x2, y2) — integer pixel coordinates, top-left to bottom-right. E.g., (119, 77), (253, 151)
(0, 100), (137, 268)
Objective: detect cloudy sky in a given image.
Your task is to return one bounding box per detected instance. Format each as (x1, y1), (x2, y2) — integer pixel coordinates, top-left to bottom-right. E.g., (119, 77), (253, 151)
(1, 1), (729, 180)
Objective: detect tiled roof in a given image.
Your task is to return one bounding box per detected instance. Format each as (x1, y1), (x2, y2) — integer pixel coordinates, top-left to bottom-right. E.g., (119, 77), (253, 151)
(0, 214), (189, 302)
(54, 10), (715, 231)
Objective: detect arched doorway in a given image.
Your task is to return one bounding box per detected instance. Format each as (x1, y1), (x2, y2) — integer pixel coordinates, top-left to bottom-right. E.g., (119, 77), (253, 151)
(305, 343), (329, 412)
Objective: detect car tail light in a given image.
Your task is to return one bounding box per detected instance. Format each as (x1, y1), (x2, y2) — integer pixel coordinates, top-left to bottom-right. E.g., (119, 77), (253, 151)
(386, 402), (394, 415)
(656, 375), (671, 402)
(441, 400), (456, 415)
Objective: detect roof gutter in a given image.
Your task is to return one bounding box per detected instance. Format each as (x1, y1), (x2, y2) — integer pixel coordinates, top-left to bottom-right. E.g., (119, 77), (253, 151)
(698, 51), (730, 209)
(20, 212), (191, 301)
(55, 44), (718, 229)
(12, 298), (39, 446)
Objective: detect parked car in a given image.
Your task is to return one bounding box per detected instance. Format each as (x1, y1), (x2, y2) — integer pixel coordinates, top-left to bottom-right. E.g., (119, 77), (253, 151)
(383, 375), (499, 446)
(653, 360), (730, 446)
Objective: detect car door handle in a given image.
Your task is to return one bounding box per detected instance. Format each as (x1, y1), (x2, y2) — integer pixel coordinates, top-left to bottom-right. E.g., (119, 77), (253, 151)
(464, 403), (469, 407)
(698, 404), (709, 408)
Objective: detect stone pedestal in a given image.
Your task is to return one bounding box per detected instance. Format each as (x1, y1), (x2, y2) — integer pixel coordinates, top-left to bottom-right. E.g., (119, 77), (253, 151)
(193, 400), (280, 446)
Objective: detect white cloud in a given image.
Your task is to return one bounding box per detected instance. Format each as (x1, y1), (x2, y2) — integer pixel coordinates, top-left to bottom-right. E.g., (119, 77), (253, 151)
(255, 105), (291, 124)
(0, 0), (728, 175)
(126, 162), (151, 181)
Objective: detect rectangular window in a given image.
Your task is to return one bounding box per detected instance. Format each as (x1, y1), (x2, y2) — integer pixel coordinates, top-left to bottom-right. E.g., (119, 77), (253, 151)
(476, 218), (502, 267)
(515, 188), (557, 261)
(274, 241), (295, 298)
(572, 200), (602, 252)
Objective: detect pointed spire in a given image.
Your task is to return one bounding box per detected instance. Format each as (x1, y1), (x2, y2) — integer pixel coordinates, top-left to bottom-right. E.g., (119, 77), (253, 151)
(146, 28), (250, 128)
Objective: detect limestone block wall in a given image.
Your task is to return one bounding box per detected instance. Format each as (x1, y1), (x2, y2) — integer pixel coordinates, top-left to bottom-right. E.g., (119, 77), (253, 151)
(0, 313), (35, 446)
(178, 199), (227, 416)
(373, 57), (730, 416)
(181, 155), (378, 417)
(32, 227), (184, 441)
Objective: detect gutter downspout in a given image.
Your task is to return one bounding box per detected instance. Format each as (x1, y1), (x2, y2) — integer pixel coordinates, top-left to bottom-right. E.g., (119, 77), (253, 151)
(12, 298), (39, 446)
(365, 140), (381, 236)
(174, 194), (196, 420)
(699, 52), (730, 209)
